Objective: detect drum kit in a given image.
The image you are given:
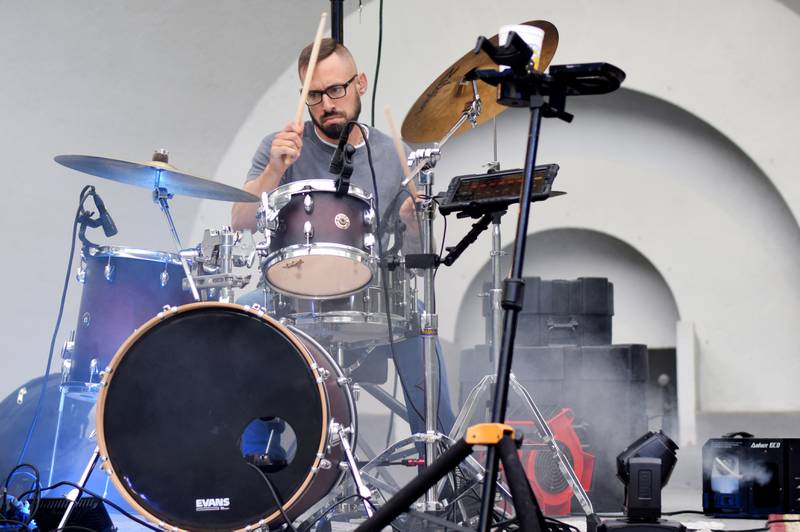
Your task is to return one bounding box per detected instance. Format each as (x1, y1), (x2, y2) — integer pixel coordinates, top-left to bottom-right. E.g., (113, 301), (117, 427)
(39, 19), (612, 532)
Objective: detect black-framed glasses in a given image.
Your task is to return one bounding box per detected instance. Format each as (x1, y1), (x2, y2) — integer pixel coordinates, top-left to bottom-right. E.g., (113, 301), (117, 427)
(305, 75), (357, 106)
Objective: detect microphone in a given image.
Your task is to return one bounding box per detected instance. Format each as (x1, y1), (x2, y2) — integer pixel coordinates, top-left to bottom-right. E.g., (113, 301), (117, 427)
(329, 120), (358, 174)
(92, 191), (118, 237)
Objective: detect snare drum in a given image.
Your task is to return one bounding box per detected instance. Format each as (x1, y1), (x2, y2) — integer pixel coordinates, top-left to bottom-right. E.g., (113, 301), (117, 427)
(260, 179), (377, 298)
(63, 246), (193, 397)
(96, 302), (356, 531)
(271, 259), (418, 346)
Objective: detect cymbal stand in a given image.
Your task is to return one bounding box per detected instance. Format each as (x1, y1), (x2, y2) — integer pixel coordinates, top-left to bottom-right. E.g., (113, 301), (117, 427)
(414, 151), (445, 511)
(400, 79), (482, 188)
(357, 85), (488, 518)
(467, 35), (624, 531)
(352, 83), (483, 515)
(451, 206), (600, 529)
(149, 149), (201, 301)
(355, 31), (626, 531)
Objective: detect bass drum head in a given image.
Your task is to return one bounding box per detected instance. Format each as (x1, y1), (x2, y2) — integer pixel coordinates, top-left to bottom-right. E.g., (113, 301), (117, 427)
(96, 303), (329, 531)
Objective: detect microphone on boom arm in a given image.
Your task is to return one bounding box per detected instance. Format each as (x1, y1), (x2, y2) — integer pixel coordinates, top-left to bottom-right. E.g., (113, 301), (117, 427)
(329, 120), (358, 195)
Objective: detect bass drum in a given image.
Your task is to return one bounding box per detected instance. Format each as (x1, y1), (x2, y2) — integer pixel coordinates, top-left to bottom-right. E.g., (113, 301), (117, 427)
(96, 303), (356, 531)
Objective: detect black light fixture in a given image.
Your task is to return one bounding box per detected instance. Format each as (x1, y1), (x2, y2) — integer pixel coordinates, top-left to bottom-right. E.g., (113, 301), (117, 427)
(599, 431), (686, 532)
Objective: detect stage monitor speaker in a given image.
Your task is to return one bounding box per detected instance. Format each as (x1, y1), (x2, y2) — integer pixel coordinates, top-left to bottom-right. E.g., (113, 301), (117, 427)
(33, 497), (115, 532)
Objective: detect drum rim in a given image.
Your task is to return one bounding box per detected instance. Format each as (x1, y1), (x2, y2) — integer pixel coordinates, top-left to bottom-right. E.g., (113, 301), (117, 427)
(289, 310), (408, 326)
(85, 245), (183, 265)
(264, 244), (375, 299)
(94, 302), (330, 531)
(285, 324), (358, 449)
(267, 179), (373, 209)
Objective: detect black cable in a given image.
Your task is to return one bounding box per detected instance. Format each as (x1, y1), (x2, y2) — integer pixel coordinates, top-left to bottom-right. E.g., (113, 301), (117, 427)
(369, 0), (384, 127)
(373, 187), (447, 434)
(492, 516), (519, 529)
(24, 481), (159, 531)
(0, 518), (30, 529)
(297, 494), (362, 532)
(661, 510), (707, 516)
(673, 517), (800, 532)
(377, 186), (422, 251)
(353, 122), (426, 428)
(688, 529), (767, 532)
(385, 371), (399, 448)
(3, 464), (40, 527)
(406, 509), (475, 532)
(545, 516), (581, 532)
(247, 463), (297, 532)
(51, 526), (99, 532)
(432, 197), (447, 279)
(16, 185), (92, 465)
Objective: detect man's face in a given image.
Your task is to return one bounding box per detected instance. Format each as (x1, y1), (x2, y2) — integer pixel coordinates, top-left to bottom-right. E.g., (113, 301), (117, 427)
(301, 52), (366, 141)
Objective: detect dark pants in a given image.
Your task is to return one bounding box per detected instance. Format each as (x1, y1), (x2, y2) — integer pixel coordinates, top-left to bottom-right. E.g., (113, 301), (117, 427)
(237, 288), (455, 456)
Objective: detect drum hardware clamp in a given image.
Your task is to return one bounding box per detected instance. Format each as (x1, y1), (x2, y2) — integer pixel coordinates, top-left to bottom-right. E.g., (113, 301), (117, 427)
(245, 303), (267, 318)
(156, 305), (179, 319)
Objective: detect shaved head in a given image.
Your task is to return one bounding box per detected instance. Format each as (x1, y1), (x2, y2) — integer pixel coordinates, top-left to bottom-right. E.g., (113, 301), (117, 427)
(297, 38), (357, 80)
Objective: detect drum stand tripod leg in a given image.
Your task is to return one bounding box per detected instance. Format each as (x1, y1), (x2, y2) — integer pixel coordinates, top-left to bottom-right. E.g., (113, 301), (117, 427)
(58, 445), (100, 530)
(512, 376), (596, 517)
(335, 423), (374, 517)
(47, 386), (68, 486)
(456, 208), (597, 521)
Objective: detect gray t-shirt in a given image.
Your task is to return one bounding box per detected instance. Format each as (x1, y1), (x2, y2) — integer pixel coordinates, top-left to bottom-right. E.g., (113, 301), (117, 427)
(246, 121), (410, 226)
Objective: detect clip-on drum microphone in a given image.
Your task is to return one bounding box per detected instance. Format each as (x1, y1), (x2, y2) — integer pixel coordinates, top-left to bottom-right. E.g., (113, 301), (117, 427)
(329, 121), (357, 195)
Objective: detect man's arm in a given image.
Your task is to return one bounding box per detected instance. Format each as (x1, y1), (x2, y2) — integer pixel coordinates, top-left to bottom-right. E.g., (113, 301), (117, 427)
(399, 179), (423, 253)
(231, 122), (304, 232)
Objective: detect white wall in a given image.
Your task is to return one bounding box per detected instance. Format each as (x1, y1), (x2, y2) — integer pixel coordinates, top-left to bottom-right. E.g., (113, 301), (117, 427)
(2, 0), (800, 416)
(435, 88), (800, 412)
(455, 228), (681, 352)
(0, 0), (355, 398)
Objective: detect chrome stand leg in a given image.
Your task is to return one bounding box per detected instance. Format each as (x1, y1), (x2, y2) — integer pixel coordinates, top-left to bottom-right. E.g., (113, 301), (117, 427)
(335, 422), (374, 517)
(47, 386), (68, 486)
(58, 446), (100, 530)
(418, 168), (444, 512)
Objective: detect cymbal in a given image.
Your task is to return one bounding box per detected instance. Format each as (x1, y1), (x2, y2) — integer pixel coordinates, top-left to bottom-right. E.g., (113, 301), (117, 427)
(55, 154), (260, 203)
(401, 20), (558, 144)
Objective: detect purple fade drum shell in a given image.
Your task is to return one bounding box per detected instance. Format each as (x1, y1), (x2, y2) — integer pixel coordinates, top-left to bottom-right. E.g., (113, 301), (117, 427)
(64, 246), (194, 395)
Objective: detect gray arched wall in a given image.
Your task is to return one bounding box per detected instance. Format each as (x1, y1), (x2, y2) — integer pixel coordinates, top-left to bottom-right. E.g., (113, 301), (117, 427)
(190, 1), (800, 414)
(436, 89), (800, 412)
(454, 228), (680, 352)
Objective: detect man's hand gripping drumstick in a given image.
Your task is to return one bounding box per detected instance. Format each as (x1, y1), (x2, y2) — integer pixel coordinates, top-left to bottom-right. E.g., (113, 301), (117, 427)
(384, 106), (422, 245)
(232, 13), (327, 232)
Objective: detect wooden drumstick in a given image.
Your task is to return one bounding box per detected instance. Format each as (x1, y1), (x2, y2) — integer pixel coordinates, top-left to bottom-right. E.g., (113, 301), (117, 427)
(384, 105), (411, 180)
(385, 105), (425, 202)
(295, 12), (328, 126)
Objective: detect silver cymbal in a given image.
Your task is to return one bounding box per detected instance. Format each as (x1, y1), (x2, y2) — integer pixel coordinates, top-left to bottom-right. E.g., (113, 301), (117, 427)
(55, 154), (259, 203)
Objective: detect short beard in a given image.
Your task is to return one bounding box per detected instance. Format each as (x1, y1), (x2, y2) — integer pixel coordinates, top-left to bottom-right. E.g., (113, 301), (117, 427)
(312, 98), (362, 140)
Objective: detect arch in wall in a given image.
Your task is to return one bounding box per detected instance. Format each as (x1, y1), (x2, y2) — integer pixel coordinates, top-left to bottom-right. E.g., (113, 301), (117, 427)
(453, 227), (680, 352)
(192, 2), (800, 413)
(435, 87), (800, 412)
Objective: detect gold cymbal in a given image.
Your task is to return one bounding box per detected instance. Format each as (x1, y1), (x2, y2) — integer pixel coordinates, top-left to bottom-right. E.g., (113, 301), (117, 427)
(401, 20), (558, 144)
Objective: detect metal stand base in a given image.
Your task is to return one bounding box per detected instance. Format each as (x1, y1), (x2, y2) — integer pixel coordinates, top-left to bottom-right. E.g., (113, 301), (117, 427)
(452, 373), (596, 517)
(58, 446), (100, 530)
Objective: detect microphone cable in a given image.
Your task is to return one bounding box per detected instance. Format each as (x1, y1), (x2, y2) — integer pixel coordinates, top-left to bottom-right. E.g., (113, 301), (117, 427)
(15, 185), (93, 466)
